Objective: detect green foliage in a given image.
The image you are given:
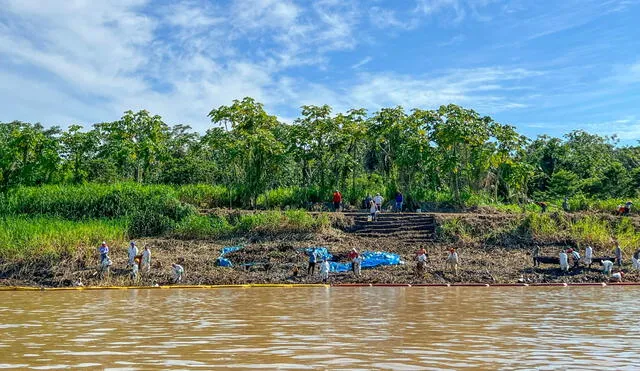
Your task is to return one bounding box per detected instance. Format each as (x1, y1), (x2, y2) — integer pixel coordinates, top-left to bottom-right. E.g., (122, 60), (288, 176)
(177, 184), (234, 209)
(3, 99), (640, 207)
(4, 183), (194, 221)
(0, 216), (128, 259)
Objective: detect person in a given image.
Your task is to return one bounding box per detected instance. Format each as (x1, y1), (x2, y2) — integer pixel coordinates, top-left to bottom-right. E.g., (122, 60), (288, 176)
(610, 271), (624, 282)
(445, 248), (459, 276)
(98, 241), (109, 265)
(559, 250), (569, 272)
(332, 190), (342, 212)
(584, 245), (593, 268)
(536, 201), (547, 213)
(320, 259), (330, 283)
(141, 246), (151, 272)
(128, 241), (138, 265)
(130, 260), (139, 280)
(347, 248), (360, 276)
(369, 200), (378, 221)
(373, 193), (384, 212)
(562, 197), (569, 212)
(363, 194), (372, 210)
(613, 244), (623, 267)
(395, 192), (403, 212)
(416, 247), (428, 275)
(602, 259), (614, 276)
(172, 263), (184, 283)
(618, 201), (633, 216)
(632, 248), (640, 270)
(532, 245), (540, 267)
(307, 249), (319, 275)
(568, 248), (581, 268)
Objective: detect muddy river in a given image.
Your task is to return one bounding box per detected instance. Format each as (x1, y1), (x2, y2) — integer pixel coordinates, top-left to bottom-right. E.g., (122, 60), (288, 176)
(1, 287), (639, 370)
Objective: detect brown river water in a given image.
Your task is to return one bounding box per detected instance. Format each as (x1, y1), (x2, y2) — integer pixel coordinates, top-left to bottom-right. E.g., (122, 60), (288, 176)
(1, 287), (639, 370)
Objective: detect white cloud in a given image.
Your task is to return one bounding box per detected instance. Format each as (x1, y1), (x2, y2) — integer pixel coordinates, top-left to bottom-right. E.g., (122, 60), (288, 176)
(369, 6), (417, 30)
(351, 57), (372, 69)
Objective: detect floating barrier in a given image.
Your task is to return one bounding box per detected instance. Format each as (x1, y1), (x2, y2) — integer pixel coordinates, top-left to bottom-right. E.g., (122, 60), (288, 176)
(3, 282), (640, 291)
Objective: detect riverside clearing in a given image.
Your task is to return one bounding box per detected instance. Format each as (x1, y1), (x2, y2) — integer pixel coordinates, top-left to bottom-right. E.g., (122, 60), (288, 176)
(2, 210), (639, 287)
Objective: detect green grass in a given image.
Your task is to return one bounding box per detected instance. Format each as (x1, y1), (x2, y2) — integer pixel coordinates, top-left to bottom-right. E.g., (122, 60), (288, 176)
(0, 216), (129, 260)
(172, 209), (331, 239)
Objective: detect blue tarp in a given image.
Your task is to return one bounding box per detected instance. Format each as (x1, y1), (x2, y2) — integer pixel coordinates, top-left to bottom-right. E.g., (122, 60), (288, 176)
(216, 246), (243, 267)
(329, 251), (402, 272)
(218, 245), (402, 271)
(304, 247), (332, 261)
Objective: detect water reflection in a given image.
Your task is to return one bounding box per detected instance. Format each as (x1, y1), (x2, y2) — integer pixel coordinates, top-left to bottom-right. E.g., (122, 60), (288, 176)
(0, 287), (639, 370)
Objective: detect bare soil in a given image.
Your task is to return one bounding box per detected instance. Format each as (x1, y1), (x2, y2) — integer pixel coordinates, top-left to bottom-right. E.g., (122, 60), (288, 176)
(1, 211), (638, 287)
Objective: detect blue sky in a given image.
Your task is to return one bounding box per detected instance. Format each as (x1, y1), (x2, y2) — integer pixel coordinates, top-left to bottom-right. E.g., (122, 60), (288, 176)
(1, 0), (639, 142)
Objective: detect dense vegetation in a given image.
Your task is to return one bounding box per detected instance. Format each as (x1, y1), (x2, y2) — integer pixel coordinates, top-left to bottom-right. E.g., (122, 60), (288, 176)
(2, 97), (639, 209)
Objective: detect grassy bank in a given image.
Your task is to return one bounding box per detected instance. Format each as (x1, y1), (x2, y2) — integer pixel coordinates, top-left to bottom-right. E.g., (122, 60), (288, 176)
(0, 210), (334, 260)
(0, 217), (129, 260)
(2, 183), (637, 216)
(437, 212), (640, 252)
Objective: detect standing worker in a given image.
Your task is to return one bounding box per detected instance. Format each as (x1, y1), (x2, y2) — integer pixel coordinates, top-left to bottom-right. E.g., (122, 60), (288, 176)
(373, 193), (384, 212)
(632, 248), (640, 270)
(128, 241), (138, 265)
(319, 259), (330, 283)
(416, 247), (428, 276)
(584, 245), (593, 268)
(369, 200), (378, 221)
(141, 246), (151, 272)
(395, 192), (404, 212)
(347, 248), (361, 276)
(445, 248), (459, 276)
(98, 241), (109, 265)
(307, 249), (319, 276)
(559, 249), (569, 272)
(613, 244), (623, 267)
(363, 194), (372, 210)
(332, 190), (342, 212)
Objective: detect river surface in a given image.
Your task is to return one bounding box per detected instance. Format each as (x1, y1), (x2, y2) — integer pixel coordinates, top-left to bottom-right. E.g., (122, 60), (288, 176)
(1, 287), (639, 370)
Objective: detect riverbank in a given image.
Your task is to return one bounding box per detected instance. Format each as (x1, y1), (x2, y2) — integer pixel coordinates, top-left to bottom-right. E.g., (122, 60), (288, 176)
(2, 210), (640, 287)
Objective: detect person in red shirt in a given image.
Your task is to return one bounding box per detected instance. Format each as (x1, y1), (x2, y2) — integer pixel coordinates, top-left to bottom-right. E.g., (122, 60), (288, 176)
(332, 190), (342, 212)
(347, 248), (360, 275)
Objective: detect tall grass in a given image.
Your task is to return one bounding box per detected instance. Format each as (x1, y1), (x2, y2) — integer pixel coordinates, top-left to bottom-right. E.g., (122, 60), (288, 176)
(171, 209), (331, 239)
(4, 183), (194, 220)
(0, 216), (128, 259)
(177, 184), (236, 209)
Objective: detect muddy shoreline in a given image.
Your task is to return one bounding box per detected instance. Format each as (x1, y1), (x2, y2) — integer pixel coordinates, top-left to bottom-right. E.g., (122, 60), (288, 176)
(2, 224), (637, 288)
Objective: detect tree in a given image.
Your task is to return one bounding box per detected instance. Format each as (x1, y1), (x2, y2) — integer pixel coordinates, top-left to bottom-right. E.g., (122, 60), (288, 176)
(208, 97), (284, 207)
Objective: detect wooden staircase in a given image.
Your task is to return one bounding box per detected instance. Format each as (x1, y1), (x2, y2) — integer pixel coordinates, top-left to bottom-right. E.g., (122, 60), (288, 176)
(341, 212), (436, 243)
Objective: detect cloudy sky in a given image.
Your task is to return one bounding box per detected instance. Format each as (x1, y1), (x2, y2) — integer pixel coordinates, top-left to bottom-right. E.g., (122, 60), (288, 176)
(1, 0), (639, 141)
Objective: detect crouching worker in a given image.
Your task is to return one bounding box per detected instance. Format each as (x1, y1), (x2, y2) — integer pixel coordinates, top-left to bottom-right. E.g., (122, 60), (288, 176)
(602, 260), (614, 276)
(559, 249), (569, 272)
(445, 248), (459, 276)
(610, 271), (624, 282)
(320, 260), (330, 283)
(568, 248), (581, 268)
(172, 263), (184, 283)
